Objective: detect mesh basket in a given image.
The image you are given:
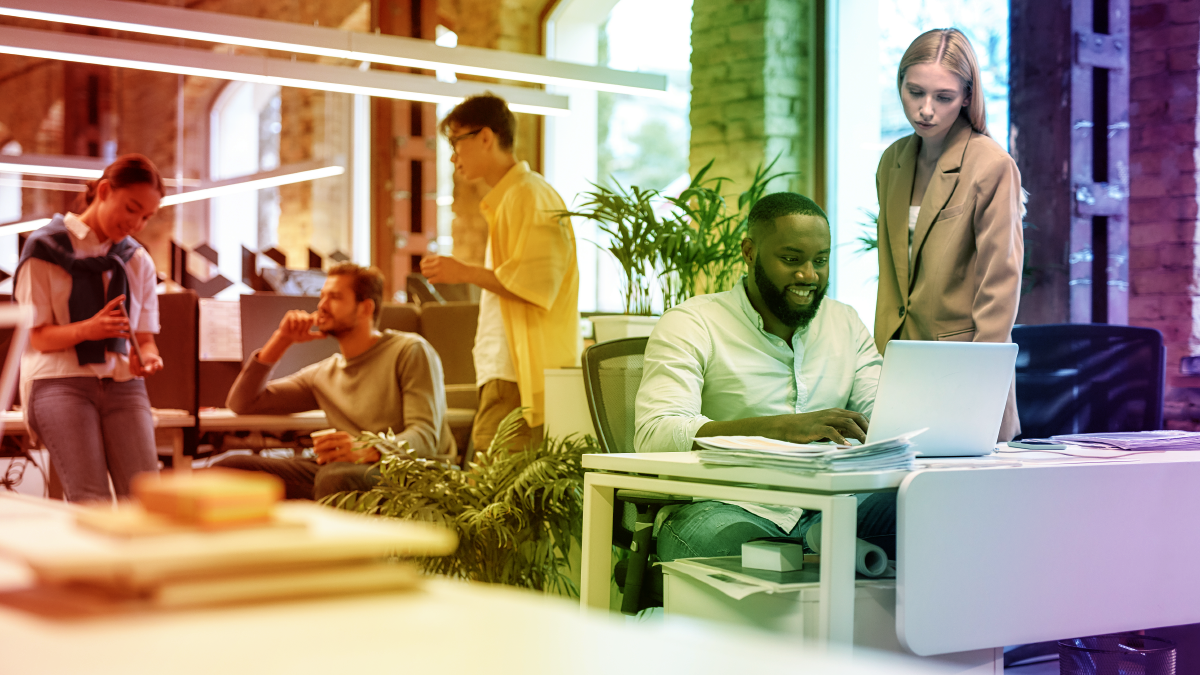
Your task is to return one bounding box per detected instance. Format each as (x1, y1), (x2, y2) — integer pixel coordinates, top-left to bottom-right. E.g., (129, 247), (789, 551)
(1058, 634), (1176, 675)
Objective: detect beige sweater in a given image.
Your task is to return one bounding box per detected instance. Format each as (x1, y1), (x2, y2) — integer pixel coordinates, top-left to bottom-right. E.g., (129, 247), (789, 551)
(227, 330), (455, 458)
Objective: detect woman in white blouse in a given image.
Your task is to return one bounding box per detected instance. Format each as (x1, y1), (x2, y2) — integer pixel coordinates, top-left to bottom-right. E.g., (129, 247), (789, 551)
(15, 154), (165, 502)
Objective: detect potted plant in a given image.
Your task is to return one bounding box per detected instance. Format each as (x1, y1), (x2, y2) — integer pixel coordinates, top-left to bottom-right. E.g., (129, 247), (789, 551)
(564, 157), (792, 342)
(323, 411), (604, 596)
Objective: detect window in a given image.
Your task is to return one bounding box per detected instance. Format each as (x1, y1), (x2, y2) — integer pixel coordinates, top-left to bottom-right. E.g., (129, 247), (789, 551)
(545, 0), (692, 314)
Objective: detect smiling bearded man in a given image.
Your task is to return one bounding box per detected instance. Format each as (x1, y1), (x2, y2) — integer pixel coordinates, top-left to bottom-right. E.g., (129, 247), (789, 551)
(634, 191), (897, 580)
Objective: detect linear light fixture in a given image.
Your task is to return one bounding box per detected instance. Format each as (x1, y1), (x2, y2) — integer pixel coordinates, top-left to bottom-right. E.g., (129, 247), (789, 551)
(0, 164), (345, 236)
(0, 218), (50, 237)
(0, 154), (199, 186)
(0, 0), (668, 97)
(0, 25), (569, 116)
(161, 165), (345, 207)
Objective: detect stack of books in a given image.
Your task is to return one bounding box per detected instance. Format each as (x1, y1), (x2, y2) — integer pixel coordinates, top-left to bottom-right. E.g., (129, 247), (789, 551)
(694, 430), (923, 473)
(1050, 430), (1200, 451)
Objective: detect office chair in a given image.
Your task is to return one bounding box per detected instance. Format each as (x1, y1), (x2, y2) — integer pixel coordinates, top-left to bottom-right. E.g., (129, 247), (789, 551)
(581, 337), (689, 615)
(1011, 324), (1165, 438)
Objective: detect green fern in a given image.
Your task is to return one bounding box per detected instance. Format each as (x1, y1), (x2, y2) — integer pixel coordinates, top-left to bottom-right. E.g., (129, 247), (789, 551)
(322, 410), (605, 595)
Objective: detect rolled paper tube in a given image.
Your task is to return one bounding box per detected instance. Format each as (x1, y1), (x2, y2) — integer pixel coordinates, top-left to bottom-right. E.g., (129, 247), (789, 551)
(803, 522), (891, 577)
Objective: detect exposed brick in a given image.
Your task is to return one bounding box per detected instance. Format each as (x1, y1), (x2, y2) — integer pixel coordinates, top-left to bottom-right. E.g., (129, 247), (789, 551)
(1167, 0), (1200, 22)
(1134, 2), (1170, 29)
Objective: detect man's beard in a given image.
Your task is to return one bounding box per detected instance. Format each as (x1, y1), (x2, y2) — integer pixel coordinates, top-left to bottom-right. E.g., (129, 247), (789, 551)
(316, 313), (357, 338)
(753, 256), (826, 331)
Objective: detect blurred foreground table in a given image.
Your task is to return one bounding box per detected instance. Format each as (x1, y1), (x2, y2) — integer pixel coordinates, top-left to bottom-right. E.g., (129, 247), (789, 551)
(0, 495), (943, 675)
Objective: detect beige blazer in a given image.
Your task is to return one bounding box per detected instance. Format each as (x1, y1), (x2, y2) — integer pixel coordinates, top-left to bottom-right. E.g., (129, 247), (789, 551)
(874, 116), (1024, 441)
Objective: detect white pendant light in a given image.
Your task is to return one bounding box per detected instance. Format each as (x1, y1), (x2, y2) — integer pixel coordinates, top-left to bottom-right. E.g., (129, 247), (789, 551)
(0, 0), (667, 97)
(0, 24), (570, 115)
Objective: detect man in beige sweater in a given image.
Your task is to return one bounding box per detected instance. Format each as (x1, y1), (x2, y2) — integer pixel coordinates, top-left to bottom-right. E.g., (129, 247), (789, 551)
(215, 263), (454, 499)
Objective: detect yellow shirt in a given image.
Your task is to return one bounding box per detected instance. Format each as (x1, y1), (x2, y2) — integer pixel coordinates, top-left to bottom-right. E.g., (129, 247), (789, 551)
(479, 161), (580, 428)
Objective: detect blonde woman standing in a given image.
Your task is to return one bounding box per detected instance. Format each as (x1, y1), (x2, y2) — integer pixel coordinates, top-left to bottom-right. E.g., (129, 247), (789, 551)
(875, 28), (1024, 441)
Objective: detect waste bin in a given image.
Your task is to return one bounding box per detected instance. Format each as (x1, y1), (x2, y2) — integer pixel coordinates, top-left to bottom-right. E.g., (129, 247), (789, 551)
(1058, 634), (1176, 675)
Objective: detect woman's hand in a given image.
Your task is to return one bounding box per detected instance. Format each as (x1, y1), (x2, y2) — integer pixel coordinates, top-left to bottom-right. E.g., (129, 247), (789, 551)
(78, 295), (130, 342)
(130, 351), (163, 377)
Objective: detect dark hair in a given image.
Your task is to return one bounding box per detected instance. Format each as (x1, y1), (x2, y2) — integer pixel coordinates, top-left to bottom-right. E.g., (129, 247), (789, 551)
(76, 154), (165, 211)
(438, 93), (517, 152)
(747, 192), (829, 241)
(327, 262), (385, 324)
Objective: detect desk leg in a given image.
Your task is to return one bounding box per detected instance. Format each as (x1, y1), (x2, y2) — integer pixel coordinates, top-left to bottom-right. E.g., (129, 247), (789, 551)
(581, 473), (615, 612)
(817, 494), (858, 647)
(171, 430), (190, 474)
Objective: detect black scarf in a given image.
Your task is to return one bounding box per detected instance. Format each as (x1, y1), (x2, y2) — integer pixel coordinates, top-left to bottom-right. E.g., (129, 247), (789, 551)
(16, 215), (140, 365)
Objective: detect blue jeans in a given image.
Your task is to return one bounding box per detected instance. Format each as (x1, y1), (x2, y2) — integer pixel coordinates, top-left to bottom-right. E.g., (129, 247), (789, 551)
(657, 492), (898, 562)
(213, 455), (381, 501)
(27, 377), (158, 503)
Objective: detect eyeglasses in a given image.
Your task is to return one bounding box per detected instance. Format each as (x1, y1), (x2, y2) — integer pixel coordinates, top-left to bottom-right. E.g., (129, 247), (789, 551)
(447, 129), (482, 152)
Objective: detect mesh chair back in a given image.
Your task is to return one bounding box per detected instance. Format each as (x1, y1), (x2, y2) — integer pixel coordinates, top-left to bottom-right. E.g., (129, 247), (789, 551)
(582, 337), (648, 455)
(1012, 324), (1165, 438)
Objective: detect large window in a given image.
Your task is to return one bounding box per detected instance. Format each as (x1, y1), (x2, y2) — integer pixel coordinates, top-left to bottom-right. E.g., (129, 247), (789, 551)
(828, 0), (1010, 330)
(545, 0), (692, 314)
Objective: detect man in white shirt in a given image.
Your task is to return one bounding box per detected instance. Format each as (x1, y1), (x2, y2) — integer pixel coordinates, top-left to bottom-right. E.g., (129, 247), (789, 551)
(636, 192), (895, 561)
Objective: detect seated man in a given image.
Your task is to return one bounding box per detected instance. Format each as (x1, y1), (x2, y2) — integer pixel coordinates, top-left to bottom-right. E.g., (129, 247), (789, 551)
(215, 263), (454, 500)
(636, 192), (894, 561)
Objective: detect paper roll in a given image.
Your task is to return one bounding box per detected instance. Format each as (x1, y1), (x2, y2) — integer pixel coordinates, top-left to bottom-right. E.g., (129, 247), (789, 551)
(804, 522), (891, 578)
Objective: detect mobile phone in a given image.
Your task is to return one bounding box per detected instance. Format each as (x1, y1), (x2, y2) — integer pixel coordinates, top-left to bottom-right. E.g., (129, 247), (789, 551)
(1007, 439), (1068, 450)
(116, 302), (144, 364)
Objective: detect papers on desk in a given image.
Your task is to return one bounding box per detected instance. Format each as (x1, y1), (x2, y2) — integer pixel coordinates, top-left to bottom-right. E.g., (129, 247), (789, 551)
(1047, 430), (1200, 451)
(694, 430), (923, 473)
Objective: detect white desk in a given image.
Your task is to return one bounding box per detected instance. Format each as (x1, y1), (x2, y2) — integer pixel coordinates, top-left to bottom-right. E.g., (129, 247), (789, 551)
(898, 450), (1200, 655)
(584, 450), (1200, 658)
(0, 496), (947, 675)
(582, 451), (910, 646)
(1, 409), (196, 474)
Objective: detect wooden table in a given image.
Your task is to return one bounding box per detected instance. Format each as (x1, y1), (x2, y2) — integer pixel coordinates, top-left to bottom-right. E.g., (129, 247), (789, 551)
(1, 409), (196, 474)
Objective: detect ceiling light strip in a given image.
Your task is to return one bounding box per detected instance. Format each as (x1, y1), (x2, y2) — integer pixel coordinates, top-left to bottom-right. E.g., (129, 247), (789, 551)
(0, 218), (49, 237)
(0, 25), (569, 116)
(0, 0), (667, 96)
(161, 166), (345, 206)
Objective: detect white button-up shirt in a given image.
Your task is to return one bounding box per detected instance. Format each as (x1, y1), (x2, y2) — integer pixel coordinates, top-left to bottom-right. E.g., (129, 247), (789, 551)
(15, 214), (160, 406)
(635, 280), (882, 529)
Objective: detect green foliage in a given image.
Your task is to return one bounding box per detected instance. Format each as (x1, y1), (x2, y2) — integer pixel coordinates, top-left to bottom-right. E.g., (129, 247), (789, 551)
(322, 410), (605, 596)
(563, 156), (795, 314)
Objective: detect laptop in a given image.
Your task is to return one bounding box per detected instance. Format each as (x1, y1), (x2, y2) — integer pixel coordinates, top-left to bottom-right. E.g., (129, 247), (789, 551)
(864, 340), (1018, 457)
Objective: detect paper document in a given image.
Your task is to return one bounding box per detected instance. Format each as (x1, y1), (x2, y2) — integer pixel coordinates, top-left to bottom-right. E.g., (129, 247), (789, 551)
(1045, 430), (1200, 452)
(694, 429), (925, 473)
(199, 299), (243, 362)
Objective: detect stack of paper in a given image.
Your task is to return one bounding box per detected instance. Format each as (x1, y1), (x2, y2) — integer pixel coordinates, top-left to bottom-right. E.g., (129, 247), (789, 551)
(1050, 430), (1200, 451)
(694, 430), (923, 473)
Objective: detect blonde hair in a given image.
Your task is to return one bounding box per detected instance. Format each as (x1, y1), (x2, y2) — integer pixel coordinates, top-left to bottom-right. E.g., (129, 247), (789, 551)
(897, 28), (988, 137)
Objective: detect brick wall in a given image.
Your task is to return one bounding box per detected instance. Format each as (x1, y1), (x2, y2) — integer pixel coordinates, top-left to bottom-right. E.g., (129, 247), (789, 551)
(689, 0), (816, 196)
(1129, 0), (1200, 424)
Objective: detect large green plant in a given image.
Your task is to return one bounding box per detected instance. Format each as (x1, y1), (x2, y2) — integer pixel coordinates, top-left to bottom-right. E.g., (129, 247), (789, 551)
(323, 411), (603, 596)
(565, 156), (794, 314)
(657, 157), (792, 310)
(562, 183), (662, 315)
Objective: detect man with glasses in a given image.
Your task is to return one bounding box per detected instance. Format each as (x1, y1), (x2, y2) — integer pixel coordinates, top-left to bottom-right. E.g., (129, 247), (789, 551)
(421, 93), (580, 455)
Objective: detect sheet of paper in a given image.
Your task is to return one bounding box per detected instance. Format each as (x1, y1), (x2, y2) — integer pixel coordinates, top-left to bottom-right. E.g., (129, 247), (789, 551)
(199, 299), (243, 362)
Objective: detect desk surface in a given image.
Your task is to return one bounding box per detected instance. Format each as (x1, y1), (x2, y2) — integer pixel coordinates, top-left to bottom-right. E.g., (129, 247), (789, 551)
(0, 497), (944, 675)
(0, 409), (195, 434)
(900, 450), (1200, 655)
(583, 451), (911, 494)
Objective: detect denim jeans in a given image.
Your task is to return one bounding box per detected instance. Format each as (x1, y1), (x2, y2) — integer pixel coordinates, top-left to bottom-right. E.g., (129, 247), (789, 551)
(213, 454), (381, 501)
(656, 492), (898, 563)
(26, 377), (158, 503)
